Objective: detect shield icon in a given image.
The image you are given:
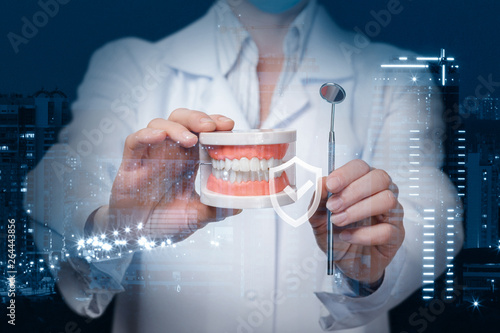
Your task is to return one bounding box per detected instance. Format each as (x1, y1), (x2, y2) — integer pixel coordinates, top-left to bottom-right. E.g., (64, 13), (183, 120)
(269, 156), (322, 228)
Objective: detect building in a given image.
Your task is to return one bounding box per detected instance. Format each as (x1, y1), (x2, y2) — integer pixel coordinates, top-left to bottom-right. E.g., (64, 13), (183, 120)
(376, 49), (462, 301)
(455, 77), (500, 307)
(464, 116), (500, 249)
(456, 248), (500, 306)
(0, 90), (70, 294)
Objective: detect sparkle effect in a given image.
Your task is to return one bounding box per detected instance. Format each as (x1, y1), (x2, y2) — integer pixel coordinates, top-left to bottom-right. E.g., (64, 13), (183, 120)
(469, 297), (483, 312)
(74, 224), (176, 261)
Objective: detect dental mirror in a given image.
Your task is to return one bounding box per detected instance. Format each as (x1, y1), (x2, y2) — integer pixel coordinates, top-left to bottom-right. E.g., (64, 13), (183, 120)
(320, 83), (346, 131)
(319, 82), (346, 276)
(320, 83), (346, 104)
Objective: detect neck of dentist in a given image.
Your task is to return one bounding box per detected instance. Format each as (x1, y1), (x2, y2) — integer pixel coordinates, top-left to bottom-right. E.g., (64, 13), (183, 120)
(229, 0), (309, 126)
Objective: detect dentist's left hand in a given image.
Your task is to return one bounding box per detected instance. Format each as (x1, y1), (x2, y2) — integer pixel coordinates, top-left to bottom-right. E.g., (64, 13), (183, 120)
(309, 159), (405, 285)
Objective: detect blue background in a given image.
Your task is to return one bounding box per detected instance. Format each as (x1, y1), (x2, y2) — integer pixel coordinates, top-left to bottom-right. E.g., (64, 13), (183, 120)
(1, 0), (499, 103)
(1, 1), (500, 332)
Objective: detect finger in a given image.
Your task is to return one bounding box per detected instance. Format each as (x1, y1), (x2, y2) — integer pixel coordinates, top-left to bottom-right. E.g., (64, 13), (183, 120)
(338, 222), (403, 246)
(309, 180), (329, 231)
(168, 108), (218, 133)
(331, 189), (398, 227)
(309, 198), (328, 231)
(147, 118), (198, 148)
(310, 177), (329, 212)
(123, 128), (168, 162)
(208, 114), (235, 131)
(318, 176), (329, 200)
(390, 182), (399, 199)
(326, 169), (393, 214)
(326, 159), (370, 194)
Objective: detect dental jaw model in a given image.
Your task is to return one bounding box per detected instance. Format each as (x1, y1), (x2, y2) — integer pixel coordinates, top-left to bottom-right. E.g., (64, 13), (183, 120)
(199, 129), (296, 209)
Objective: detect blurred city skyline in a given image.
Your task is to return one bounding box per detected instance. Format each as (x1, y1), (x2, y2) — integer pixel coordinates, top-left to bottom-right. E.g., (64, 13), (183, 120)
(1, 0), (499, 102)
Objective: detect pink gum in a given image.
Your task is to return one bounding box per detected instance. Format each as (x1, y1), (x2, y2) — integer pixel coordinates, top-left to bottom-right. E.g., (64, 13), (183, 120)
(206, 143), (289, 161)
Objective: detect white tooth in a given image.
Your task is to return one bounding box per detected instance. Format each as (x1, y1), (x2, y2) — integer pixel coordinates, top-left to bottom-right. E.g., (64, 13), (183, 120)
(232, 159), (240, 171)
(241, 172), (249, 182)
(229, 170), (236, 183)
(225, 158), (231, 171)
(249, 171), (256, 181)
(275, 170), (283, 178)
(212, 159), (217, 168)
(218, 159), (223, 169)
(256, 171), (264, 182)
(260, 158), (268, 171)
(240, 157), (250, 172)
(236, 172), (242, 183)
(264, 171), (269, 182)
(222, 170), (229, 181)
(268, 157), (275, 168)
(250, 157), (260, 171)
(213, 169), (219, 178)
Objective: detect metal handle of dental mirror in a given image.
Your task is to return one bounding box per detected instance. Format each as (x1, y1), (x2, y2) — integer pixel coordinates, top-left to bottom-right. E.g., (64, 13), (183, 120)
(319, 83), (346, 276)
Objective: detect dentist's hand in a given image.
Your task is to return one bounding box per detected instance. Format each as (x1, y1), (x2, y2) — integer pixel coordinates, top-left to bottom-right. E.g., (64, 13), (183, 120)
(309, 159), (405, 284)
(95, 108), (240, 242)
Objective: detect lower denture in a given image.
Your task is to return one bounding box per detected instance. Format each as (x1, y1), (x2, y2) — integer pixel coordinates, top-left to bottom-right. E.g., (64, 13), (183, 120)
(206, 172), (289, 196)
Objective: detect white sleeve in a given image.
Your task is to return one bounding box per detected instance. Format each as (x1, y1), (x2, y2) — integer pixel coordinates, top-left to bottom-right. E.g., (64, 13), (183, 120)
(24, 37), (170, 318)
(314, 71), (464, 330)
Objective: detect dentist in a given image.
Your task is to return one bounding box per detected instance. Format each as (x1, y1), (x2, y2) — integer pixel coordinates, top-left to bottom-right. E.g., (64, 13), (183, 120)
(25, 0), (463, 332)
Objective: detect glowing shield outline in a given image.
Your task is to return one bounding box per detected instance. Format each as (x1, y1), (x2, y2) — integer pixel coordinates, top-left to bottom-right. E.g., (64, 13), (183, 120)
(269, 156), (322, 228)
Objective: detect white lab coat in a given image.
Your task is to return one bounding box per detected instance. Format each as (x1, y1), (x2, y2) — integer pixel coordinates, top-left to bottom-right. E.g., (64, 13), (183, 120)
(26, 2), (464, 333)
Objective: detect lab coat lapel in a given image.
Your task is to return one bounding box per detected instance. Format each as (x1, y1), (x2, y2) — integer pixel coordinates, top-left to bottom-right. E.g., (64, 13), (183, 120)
(263, 5), (355, 129)
(262, 74), (310, 129)
(302, 7), (362, 164)
(303, 6), (355, 82)
(157, 7), (218, 78)
(156, 6), (251, 129)
(202, 74), (252, 130)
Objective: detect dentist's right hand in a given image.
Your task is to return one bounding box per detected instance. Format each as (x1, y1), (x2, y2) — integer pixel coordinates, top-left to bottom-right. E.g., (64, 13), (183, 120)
(93, 108), (240, 242)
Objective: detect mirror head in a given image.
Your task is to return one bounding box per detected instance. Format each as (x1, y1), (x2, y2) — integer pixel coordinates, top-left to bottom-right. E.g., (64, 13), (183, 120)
(320, 83), (346, 104)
